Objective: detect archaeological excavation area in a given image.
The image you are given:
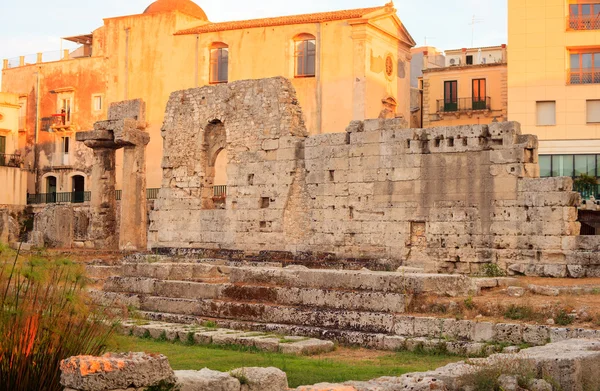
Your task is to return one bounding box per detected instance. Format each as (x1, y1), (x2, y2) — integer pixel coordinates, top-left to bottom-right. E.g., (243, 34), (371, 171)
(4, 77), (600, 390)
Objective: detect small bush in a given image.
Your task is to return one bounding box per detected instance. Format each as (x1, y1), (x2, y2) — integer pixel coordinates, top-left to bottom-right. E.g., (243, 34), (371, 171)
(185, 332), (195, 346)
(158, 331), (168, 342)
(460, 359), (536, 391)
(464, 296), (475, 310)
(202, 320), (218, 329)
(504, 304), (534, 321)
(480, 263), (506, 278)
(554, 309), (574, 326)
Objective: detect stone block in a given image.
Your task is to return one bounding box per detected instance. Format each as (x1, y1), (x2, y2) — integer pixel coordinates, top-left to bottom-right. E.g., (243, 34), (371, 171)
(523, 325), (550, 346)
(393, 316), (414, 336)
(493, 323), (523, 345)
(175, 369), (241, 391)
(60, 353), (175, 391)
(230, 367), (288, 391)
(473, 322), (494, 342)
(279, 339), (334, 355)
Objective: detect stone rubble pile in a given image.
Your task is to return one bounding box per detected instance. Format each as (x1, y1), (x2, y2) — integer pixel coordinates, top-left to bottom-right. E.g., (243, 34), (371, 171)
(60, 339), (600, 391)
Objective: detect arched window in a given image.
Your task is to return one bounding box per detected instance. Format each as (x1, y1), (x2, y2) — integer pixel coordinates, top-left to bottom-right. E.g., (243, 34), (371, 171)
(210, 42), (229, 84)
(294, 34), (316, 78)
(46, 175), (57, 203)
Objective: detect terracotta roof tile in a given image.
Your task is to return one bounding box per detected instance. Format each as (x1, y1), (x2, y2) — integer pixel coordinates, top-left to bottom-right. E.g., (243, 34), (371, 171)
(175, 5), (387, 35)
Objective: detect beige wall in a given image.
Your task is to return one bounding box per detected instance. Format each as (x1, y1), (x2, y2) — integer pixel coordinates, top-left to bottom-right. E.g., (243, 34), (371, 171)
(2, 5), (414, 192)
(422, 64), (507, 127)
(508, 0), (600, 154)
(0, 92), (27, 205)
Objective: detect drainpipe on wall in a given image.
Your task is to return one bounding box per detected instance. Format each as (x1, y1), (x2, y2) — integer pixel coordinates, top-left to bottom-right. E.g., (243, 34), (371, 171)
(124, 28), (130, 100)
(34, 67), (40, 193)
(195, 35), (199, 87)
(316, 23), (323, 134)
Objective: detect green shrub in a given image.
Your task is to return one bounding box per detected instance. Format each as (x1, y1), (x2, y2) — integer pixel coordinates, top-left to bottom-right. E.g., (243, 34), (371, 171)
(0, 252), (117, 391)
(480, 263), (506, 277)
(202, 320), (218, 329)
(504, 304), (534, 321)
(464, 296), (475, 310)
(554, 309), (574, 326)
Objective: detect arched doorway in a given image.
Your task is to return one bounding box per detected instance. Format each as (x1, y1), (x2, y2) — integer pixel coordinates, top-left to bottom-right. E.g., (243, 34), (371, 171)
(46, 176), (57, 203)
(202, 119), (227, 209)
(72, 175), (85, 203)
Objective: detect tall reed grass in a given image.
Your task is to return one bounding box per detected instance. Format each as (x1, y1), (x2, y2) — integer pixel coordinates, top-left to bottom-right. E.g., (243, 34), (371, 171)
(0, 242), (117, 390)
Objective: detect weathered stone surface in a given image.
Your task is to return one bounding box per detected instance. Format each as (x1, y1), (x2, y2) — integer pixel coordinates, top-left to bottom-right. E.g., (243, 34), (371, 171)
(176, 369), (241, 391)
(507, 286), (525, 297)
(60, 353), (175, 391)
(147, 77), (600, 277)
(230, 367), (288, 391)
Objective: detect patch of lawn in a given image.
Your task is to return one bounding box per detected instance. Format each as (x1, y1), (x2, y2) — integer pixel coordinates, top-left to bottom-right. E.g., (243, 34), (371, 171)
(107, 335), (462, 388)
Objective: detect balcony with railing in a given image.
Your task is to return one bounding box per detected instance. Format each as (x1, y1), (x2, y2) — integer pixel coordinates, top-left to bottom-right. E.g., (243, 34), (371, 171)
(28, 188), (161, 205)
(568, 68), (600, 85)
(436, 97), (492, 114)
(0, 153), (23, 168)
(568, 14), (600, 31)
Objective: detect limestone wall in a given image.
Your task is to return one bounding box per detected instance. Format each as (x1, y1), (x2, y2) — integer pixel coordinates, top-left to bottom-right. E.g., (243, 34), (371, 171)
(150, 77), (600, 277)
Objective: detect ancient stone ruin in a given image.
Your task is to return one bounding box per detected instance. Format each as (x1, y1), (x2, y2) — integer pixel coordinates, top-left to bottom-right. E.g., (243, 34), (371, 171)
(149, 77), (600, 277)
(76, 100), (150, 251)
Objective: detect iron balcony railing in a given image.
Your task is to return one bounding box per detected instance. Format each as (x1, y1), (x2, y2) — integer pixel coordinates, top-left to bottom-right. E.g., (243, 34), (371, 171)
(436, 97), (491, 113)
(568, 14), (600, 30)
(575, 183), (600, 200)
(115, 188), (160, 201)
(0, 153), (22, 168)
(27, 191), (91, 205)
(213, 185), (227, 198)
(568, 68), (600, 85)
(28, 188), (160, 205)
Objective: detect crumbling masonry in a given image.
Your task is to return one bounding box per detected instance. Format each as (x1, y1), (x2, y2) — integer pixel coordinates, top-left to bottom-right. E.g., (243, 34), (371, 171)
(148, 77), (600, 277)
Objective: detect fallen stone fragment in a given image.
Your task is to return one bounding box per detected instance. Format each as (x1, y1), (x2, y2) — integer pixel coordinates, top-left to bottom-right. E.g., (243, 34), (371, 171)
(176, 368), (241, 391)
(230, 367), (288, 391)
(60, 352), (175, 391)
(507, 286), (525, 297)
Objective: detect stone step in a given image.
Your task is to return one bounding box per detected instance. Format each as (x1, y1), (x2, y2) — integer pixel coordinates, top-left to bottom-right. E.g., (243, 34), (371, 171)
(119, 319), (334, 355)
(133, 311), (499, 356)
(121, 263), (230, 281)
(229, 267), (474, 296)
(103, 277), (408, 313)
(135, 296), (396, 335)
(85, 265), (123, 281)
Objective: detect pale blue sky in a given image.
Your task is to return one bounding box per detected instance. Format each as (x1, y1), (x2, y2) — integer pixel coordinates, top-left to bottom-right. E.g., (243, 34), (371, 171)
(0, 0), (506, 62)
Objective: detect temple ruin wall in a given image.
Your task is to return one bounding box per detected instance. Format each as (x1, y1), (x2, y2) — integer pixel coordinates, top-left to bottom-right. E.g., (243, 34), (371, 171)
(149, 77), (600, 277)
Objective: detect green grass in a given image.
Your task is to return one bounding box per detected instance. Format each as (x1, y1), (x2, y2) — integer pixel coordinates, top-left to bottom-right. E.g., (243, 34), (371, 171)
(108, 335), (461, 388)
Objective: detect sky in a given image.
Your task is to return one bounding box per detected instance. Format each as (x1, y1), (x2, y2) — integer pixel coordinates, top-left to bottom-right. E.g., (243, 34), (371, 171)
(0, 0), (507, 65)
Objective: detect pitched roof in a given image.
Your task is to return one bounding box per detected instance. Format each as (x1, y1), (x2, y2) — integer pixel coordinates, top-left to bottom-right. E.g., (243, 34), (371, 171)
(175, 5), (387, 35)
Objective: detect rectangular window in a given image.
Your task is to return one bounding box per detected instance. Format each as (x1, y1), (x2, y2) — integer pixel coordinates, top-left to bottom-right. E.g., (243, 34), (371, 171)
(587, 100), (600, 123)
(61, 136), (70, 166)
(466, 55), (473, 65)
(539, 155), (552, 177)
(472, 78), (487, 110)
(569, 2), (600, 30)
(443, 80), (458, 112)
(18, 98), (26, 130)
(569, 50), (600, 84)
(536, 101), (556, 126)
(295, 39), (316, 77)
(575, 155), (597, 177)
(60, 98), (72, 124)
(0, 135), (5, 154)
(551, 155), (574, 177)
(93, 95), (103, 112)
(210, 48), (229, 84)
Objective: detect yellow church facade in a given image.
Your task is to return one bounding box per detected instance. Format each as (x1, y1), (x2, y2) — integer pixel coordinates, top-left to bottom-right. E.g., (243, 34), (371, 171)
(1, 0), (415, 195)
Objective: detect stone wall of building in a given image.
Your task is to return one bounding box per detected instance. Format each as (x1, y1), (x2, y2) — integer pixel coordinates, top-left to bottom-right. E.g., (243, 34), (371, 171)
(149, 77), (600, 277)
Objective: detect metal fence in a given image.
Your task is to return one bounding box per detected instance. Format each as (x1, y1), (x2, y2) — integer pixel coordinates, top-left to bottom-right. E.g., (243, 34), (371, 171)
(5, 50), (64, 69)
(436, 97), (491, 113)
(568, 69), (600, 85)
(575, 183), (600, 200)
(568, 15), (600, 31)
(27, 191), (91, 205)
(28, 188), (160, 205)
(213, 185), (227, 198)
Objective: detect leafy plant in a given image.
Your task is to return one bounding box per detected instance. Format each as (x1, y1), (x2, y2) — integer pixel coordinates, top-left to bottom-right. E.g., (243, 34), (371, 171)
(464, 296), (475, 310)
(554, 309), (574, 326)
(202, 320), (218, 329)
(504, 304), (534, 321)
(480, 263), (506, 277)
(0, 243), (117, 391)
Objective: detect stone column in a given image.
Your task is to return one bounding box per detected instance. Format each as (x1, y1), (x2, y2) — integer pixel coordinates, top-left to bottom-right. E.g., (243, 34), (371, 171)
(119, 141), (149, 251)
(89, 144), (118, 249)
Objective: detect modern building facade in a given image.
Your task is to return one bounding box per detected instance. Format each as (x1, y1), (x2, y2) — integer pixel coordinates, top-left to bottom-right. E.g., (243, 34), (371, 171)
(508, 0), (600, 182)
(1, 0), (415, 197)
(421, 45), (508, 128)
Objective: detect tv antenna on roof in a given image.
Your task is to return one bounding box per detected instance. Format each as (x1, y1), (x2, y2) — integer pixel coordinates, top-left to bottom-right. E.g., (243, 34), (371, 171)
(469, 15), (484, 47)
